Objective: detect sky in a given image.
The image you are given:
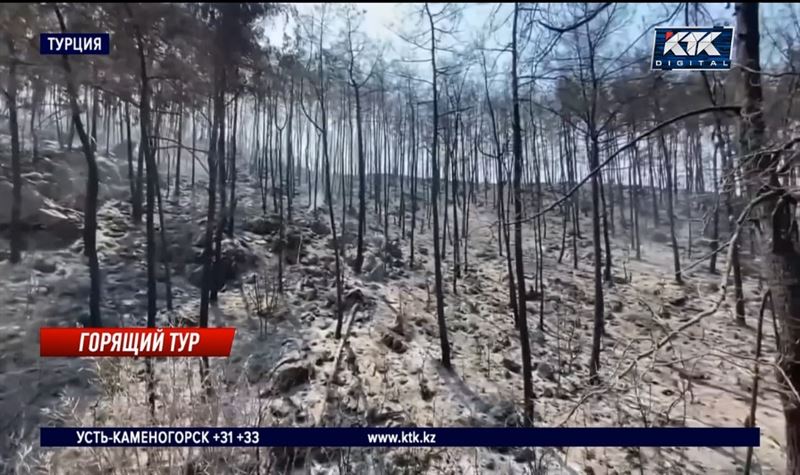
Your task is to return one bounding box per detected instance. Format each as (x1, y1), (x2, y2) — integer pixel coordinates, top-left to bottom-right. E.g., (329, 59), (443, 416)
(264, 3), (798, 77)
(265, 3), (729, 49)
(263, 3), (533, 55)
(256, 3), (796, 183)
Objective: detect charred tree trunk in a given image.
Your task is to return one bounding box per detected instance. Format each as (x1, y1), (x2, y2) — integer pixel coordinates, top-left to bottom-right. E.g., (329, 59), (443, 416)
(598, 168), (613, 282)
(191, 110), (197, 191)
(54, 87), (64, 149)
(133, 122), (145, 224)
(511, 3), (534, 425)
(654, 89), (683, 285)
(353, 80), (367, 273)
(409, 100), (418, 268)
(588, 131), (604, 382)
(200, 94), (220, 324)
(30, 75), (45, 163)
(631, 128), (642, 260)
(426, 3), (452, 370)
(286, 78), (295, 224)
(91, 74), (99, 152)
(211, 83), (227, 303)
(4, 35), (23, 264)
(736, 6), (800, 473)
(125, 102), (136, 210)
(451, 115), (461, 285)
(227, 93), (238, 236)
(647, 138), (659, 226)
(710, 122), (722, 275)
(155, 151), (173, 312)
(173, 100), (183, 199)
(55, 7), (102, 327)
(104, 97), (111, 156)
(482, 53), (518, 323)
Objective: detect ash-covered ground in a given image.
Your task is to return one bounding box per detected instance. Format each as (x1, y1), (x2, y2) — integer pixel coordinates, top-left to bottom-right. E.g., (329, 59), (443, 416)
(0, 139), (779, 474)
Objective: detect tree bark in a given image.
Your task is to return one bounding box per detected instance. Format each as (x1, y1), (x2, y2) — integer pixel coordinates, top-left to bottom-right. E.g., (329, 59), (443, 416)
(30, 75), (45, 163)
(4, 35), (23, 264)
(353, 80), (367, 273)
(211, 79), (227, 303)
(658, 126), (683, 284)
(511, 2), (534, 425)
(227, 93), (238, 236)
(736, 5), (800, 473)
(173, 100), (183, 199)
(426, 2), (452, 370)
(55, 7), (102, 327)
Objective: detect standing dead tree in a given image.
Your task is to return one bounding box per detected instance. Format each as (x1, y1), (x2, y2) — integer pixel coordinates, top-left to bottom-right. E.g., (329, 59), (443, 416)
(424, 2), (454, 369)
(510, 1), (534, 426)
(299, 4), (346, 339)
(341, 5), (378, 275)
(736, 3), (800, 472)
(54, 5), (102, 328)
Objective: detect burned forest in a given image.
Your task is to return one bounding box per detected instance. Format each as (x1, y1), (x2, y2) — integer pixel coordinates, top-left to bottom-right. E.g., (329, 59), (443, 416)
(2, 2), (800, 474)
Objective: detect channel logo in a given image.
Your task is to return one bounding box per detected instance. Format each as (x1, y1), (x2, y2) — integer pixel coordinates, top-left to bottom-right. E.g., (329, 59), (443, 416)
(651, 27), (733, 71)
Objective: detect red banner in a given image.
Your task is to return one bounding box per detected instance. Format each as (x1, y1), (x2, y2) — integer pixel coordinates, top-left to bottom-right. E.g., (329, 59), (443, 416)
(40, 328), (236, 357)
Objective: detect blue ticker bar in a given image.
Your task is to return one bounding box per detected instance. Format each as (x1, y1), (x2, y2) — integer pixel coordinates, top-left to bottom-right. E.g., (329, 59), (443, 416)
(40, 427), (760, 448)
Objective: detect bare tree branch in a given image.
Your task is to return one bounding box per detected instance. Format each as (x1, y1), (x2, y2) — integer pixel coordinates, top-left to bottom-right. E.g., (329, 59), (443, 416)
(537, 3), (613, 34)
